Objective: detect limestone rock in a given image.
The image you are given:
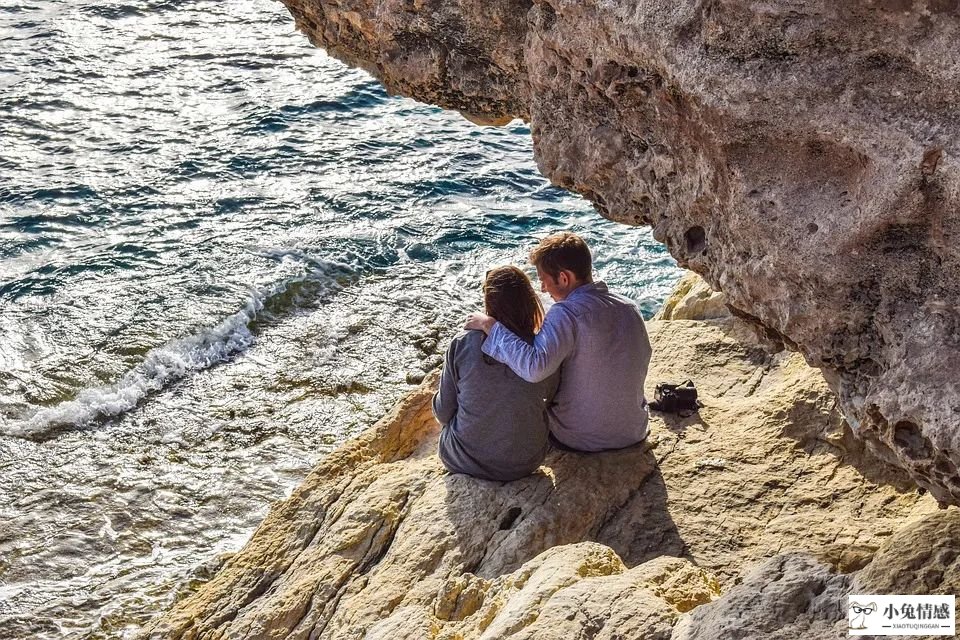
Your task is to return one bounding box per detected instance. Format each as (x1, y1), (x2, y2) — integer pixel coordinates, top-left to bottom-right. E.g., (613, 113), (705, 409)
(671, 509), (960, 640)
(277, 0), (960, 505)
(653, 272), (730, 322)
(143, 308), (934, 638)
(403, 544), (711, 640)
(853, 508), (960, 596)
(609, 318), (933, 582)
(279, 0), (531, 123)
(670, 553), (851, 640)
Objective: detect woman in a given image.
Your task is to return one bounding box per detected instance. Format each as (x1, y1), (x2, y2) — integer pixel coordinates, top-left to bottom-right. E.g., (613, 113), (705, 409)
(433, 266), (559, 481)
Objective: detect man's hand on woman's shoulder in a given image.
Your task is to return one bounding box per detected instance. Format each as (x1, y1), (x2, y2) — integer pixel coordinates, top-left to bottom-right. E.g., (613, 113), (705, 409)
(464, 312), (496, 334)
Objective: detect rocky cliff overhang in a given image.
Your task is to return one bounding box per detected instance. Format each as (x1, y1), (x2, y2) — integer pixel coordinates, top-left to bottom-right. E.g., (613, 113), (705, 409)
(279, 0), (960, 504)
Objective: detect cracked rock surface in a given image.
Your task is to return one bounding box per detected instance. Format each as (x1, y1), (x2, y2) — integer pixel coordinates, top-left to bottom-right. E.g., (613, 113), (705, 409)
(671, 553), (852, 640)
(142, 280), (937, 639)
(675, 508), (960, 640)
(278, 0), (960, 505)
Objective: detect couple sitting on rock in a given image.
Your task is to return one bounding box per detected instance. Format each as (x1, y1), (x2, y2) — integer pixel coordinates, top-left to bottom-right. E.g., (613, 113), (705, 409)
(432, 232), (653, 481)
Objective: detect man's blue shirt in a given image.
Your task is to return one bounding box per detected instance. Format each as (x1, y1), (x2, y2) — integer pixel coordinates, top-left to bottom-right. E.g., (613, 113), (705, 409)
(481, 281), (651, 451)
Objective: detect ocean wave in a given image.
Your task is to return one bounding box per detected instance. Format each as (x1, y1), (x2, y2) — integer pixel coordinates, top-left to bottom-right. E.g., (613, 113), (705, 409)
(0, 185), (100, 206)
(79, 4), (146, 20)
(4, 261), (353, 440)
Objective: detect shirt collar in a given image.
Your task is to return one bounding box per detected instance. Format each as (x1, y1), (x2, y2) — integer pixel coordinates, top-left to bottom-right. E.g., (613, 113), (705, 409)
(566, 280), (607, 300)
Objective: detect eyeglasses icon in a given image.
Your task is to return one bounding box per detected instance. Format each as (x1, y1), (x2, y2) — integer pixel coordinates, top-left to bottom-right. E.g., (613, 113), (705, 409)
(849, 602), (878, 630)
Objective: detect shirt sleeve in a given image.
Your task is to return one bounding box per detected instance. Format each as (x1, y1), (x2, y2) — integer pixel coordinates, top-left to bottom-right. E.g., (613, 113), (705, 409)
(431, 339), (459, 425)
(481, 304), (576, 383)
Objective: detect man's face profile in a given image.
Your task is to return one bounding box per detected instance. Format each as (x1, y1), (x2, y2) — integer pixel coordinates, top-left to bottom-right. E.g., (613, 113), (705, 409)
(536, 266), (567, 302)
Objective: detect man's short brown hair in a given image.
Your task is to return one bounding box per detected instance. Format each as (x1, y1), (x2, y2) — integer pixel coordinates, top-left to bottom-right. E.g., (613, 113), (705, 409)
(529, 232), (592, 281)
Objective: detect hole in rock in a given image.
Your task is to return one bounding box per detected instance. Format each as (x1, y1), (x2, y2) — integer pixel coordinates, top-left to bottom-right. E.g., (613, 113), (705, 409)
(936, 457), (957, 475)
(807, 222), (819, 234)
(538, 3), (557, 30)
(684, 226), (707, 255)
(893, 420), (932, 461)
(499, 506), (522, 531)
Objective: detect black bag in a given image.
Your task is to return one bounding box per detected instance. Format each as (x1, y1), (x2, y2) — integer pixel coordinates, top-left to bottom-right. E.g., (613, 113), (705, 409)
(649, 380), (700, 416)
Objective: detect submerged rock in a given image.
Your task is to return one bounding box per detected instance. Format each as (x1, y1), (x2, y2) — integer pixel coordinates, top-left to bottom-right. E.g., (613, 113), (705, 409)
(277, 0), (960, 506)
(143, 285), (939, 639)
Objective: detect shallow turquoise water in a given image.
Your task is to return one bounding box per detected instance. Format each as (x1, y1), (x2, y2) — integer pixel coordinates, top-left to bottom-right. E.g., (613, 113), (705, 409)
(0, 1), (680, 637)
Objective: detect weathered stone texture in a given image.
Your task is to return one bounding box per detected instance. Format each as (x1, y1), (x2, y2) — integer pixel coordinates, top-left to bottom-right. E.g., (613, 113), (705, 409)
(675, 509), (960, 640)
(854, 507), (960, 596)
(653, 272), (730, 322)
(670, 553), (852, 640)
(280, 0), (532, 123)
(143, 296), (937, 639)
(278, 0), (960, 505)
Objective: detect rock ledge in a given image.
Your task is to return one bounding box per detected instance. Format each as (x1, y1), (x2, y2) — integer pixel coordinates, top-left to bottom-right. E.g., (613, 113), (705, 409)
(144, 282), (945, 639)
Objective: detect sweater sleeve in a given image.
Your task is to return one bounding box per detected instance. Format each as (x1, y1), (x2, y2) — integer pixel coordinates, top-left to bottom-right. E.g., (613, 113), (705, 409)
(431, 337), (459, 425)
(481, 304), (576, 383)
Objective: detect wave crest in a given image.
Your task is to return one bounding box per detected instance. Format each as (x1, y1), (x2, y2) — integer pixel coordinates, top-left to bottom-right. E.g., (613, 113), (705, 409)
(6, 261), (352, 440)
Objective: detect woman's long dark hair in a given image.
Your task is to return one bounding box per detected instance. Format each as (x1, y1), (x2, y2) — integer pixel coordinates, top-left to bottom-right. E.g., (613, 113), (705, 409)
(483, 266), (544, 344)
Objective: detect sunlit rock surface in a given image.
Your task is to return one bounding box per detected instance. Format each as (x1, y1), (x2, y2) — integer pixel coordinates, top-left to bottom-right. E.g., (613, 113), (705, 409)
(143, 284), (937, 639)
(278, 0), (960, 505)
(653, 272), (729, 322)
(853, 507), (960, 596)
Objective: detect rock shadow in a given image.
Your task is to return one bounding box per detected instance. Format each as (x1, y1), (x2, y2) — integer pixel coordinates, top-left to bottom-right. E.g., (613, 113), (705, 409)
(440, 442), (688, 581)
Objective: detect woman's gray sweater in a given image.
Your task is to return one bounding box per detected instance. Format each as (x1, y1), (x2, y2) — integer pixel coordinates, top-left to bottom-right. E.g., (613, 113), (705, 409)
(433, 330), (559, 481)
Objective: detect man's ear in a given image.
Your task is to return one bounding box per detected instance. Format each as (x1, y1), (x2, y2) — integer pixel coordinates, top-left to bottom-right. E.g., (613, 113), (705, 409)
(559, 270), (577, 288)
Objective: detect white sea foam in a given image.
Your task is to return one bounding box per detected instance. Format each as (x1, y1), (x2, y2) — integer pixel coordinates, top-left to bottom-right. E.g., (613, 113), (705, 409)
(7, 298), (260, 439)
(5, 263), (348, 439)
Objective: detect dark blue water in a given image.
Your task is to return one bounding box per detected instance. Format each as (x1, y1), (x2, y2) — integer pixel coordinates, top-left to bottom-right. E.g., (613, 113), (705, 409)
(0, 1), (680, 637)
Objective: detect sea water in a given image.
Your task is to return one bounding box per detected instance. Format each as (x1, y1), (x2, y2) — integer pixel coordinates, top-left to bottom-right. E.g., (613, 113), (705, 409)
(0, 1), (681, 637)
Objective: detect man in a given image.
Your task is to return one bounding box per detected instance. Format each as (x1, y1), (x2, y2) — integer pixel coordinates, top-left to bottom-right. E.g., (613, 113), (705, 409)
(465, 232), (652, 452)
